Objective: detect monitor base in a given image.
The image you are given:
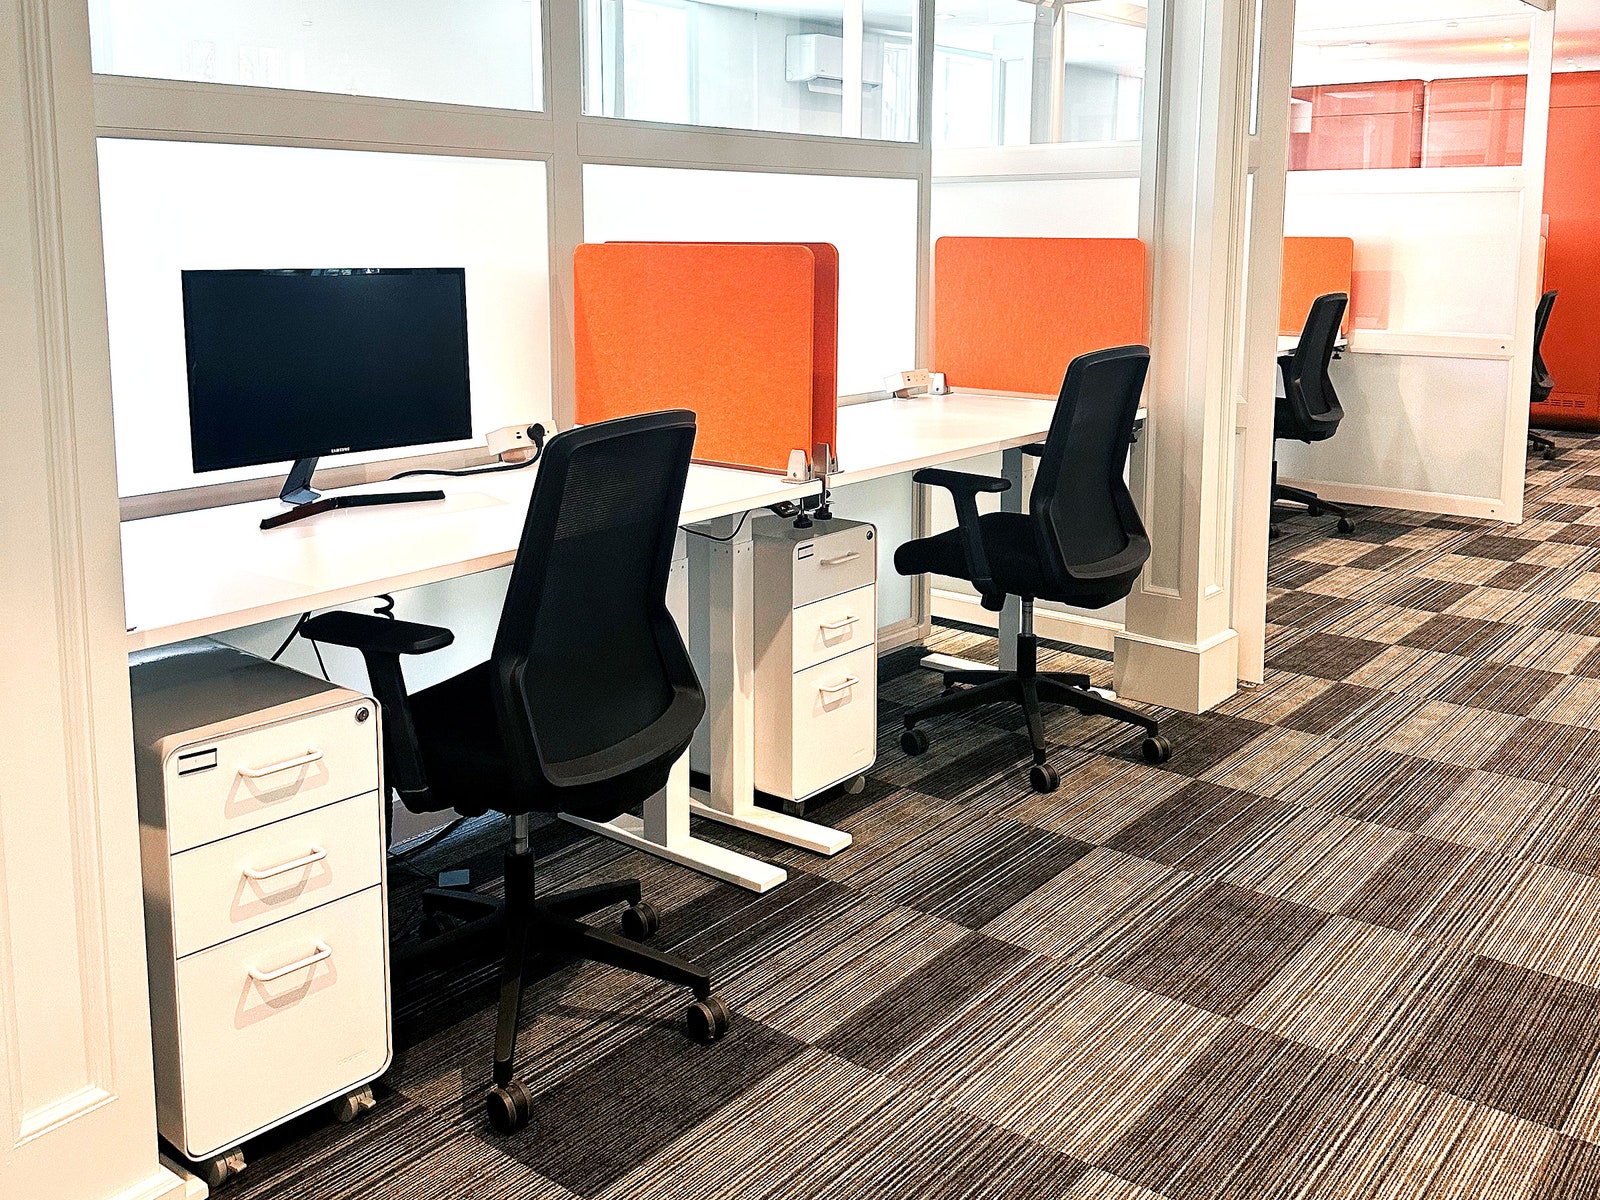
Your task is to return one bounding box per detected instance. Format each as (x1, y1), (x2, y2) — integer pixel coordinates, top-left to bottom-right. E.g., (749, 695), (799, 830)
(260, 490), (447, 530)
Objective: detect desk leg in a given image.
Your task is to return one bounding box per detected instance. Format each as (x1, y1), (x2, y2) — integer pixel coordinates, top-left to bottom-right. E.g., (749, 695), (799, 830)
(687, 515), (852, 856)
(563, 536), (788, 893)
(919, 445), (1025, 674)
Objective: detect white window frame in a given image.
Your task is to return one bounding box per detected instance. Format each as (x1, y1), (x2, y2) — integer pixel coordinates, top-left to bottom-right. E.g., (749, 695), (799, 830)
(92, 0), (935, 519)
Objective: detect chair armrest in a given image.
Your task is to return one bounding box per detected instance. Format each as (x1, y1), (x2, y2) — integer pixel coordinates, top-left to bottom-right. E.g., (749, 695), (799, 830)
(298, 611), (452, 817)
(1019, 443), (1047, 458)
(911, 468), (1011, 610)
(912, 467), (1011, 496)
(300, 611), (454, 655)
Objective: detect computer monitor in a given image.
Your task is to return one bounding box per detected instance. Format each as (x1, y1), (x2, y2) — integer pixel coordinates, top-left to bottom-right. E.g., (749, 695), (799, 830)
(180, 267), (471, 527)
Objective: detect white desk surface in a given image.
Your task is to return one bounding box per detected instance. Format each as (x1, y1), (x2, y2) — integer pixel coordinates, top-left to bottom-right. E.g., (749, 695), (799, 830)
(124, 463), (817, 652)
(830, 390), (1145, 489)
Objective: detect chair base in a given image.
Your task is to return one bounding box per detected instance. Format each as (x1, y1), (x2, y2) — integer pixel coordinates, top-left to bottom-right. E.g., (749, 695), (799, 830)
(395, 823), (728, 1136)
(1270, 456), (1356, 537)
(900, 622), (1169, 793)
(1530, 432), (1558, 461)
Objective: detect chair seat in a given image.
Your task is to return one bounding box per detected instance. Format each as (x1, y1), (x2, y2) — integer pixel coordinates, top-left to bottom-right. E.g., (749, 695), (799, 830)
(895, 512), (1126, 607)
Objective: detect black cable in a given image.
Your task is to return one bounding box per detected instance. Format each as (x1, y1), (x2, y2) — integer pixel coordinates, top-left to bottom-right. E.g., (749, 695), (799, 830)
(387, 818), (467, 879)
(271, 614), (310, 662)
(309, 637), (329, 681)
(386, 424), (546, 482)
(685, 510), (751, 543)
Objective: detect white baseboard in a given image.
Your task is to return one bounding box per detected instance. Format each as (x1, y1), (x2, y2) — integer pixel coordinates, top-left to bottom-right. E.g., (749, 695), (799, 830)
(930, 588), (1120, 654)
(1276, 477), (1514, 523)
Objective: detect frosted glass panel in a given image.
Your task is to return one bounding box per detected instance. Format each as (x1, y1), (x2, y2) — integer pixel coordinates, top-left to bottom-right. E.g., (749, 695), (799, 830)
(932, 175), (1140, 239)
(89, 0), (543, 110)
(1285, 170), (1523, 335)
(98, 140), (552, 497)
(1277, 355), (1511, 501)
(583, 165), (919, 395)
(584, 0), (916, 140)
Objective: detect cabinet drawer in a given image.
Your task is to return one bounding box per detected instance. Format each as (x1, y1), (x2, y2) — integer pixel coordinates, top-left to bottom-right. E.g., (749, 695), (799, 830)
(164, 699), (380, 853)
(170, 886), (390, 1160)
(793, 525), (876, 608)
(789, 647), (877, 801)
(792, 585), (876, 674)
(168, 793), (385, 958)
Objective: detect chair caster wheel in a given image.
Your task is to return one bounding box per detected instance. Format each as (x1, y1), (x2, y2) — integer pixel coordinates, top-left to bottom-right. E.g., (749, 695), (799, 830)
(1336, 517), (1355, 534)
(487, 1079), (534, 1134)
(1141, 735), (1172, 765)
(1029, 763), (1060, 793)
(199, 1149), (246, 1189)
(620, 900), (659, 942)
(1546, 449), (1557, 461)
(901, 728), (929, 756)
(687, 995), (732, 1043)
(332, 1085), (376, 1124)
(844, 773), (867, 795)
(1307, 503), (1323, 516)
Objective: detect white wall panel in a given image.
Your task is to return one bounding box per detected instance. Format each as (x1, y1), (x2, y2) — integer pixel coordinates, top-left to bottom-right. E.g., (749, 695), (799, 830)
(97, 140), (552, 498)
(582, 164), (919, 396)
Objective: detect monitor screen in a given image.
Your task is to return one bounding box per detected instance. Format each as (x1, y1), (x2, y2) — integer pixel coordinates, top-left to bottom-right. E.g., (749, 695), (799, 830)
(181, 267), (472, 473)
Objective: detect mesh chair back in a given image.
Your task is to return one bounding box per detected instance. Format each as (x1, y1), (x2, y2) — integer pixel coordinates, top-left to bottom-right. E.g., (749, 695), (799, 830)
(1032, 345), (1152, 592)
(1284, 292), (1348, 434)
(491, 411), (704, 805)
(1533, 289), (1558, 403)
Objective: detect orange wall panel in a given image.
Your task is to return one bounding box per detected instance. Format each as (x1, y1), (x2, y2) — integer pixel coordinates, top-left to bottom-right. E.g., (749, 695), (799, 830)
(1279, 237), (1355, 338)
(1540, 72), (1600, 429)
(932, 237), (1147, 397)
(573, 242), (819, 473)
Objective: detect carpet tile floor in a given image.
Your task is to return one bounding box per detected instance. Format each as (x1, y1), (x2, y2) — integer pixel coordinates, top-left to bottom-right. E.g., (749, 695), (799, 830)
(223, 432), (1600, 1199)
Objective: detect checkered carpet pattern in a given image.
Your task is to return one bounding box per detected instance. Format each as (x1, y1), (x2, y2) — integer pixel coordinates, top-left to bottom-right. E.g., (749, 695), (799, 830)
(229, 434), (1600, 1200)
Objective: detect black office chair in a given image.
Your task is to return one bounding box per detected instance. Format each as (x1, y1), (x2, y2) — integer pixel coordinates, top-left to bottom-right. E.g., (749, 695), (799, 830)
(894, 345), (1169, 795)
(1530, 288), (1559, 461)
(1274, 292), (1355, 536)
(301, 411), (729, 1137)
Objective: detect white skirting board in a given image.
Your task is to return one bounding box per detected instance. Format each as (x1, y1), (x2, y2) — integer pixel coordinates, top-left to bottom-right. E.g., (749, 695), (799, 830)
(930, 588), (1120, 654)
(1275, 476), (1514, 523)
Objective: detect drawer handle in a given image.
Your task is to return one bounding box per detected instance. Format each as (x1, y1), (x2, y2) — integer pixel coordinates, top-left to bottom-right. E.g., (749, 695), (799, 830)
(238, 749), (324, 780)
(818, 676), (860, 697)
(820, 551), (861, 567)
(819, 615), (860, 633)
(248, 942), (331, 984)
(242, 845), (329, 883)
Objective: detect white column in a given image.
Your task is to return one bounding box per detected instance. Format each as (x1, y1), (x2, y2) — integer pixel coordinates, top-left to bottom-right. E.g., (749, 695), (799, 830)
(0, 4), (189, 1199)
(1114, 0), (1291, 713)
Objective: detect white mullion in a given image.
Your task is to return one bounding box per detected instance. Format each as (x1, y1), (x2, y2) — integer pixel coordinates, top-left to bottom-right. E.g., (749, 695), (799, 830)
(93, 75), (557, 159)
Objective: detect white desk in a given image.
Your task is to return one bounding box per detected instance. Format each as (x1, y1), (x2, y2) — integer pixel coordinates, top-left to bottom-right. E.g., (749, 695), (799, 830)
(122, 463), (829, 894)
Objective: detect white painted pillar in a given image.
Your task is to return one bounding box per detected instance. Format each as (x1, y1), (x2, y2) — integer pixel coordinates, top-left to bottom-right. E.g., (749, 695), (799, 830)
(0, 4), (189, 1199)
(1114, 0), (1293, 713)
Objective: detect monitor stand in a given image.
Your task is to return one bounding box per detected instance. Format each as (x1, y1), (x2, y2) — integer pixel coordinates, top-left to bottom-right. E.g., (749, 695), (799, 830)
(260, 456), (447, 531)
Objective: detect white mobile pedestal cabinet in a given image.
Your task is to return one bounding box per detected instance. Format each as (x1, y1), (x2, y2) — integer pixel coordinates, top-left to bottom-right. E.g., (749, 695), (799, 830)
(129, 641), (391, 1189)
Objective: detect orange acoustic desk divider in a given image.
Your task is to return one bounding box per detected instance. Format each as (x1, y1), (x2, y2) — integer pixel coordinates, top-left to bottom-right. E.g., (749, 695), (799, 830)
(573, 241), (838, 477)
(932, 237), (1148, 397)
(1280, 237), (1354, 338)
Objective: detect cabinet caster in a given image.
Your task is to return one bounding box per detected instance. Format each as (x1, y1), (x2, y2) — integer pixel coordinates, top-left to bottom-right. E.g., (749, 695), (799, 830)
(901, 728), (929, 756)
(199, 1149), (246, 1190)
(487, 1079), (534, 1135)
(687, 995), (732, 1043)
(1141, 735), (1172, 765)
(844, 773), (868, 795)
(1029, 762), (1060, 793)
(620, 900), (659, 942)
(332, 1085), (376, 1124)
